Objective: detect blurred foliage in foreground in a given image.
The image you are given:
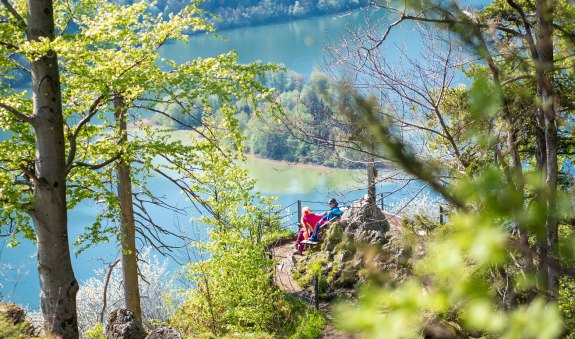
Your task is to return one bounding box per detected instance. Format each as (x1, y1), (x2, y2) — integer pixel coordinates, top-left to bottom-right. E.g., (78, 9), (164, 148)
(326, 0), (575, 337)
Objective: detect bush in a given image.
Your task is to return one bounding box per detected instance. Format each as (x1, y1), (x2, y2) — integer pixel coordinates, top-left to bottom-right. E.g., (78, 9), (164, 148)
(560, 277), (575, 337)
(84, 322), (106, 339)
(77, 248), (178, 333)
(0, 314), (29, 338)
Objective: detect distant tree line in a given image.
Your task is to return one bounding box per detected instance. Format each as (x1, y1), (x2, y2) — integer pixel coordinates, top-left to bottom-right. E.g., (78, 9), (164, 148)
(153, 69), (380, 168)
(6, 0), (367, 89)
(122, 0), (368, 30)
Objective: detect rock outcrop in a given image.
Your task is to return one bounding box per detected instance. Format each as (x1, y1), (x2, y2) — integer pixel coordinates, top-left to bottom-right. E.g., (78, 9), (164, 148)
(295, 196), (398, 299)
(0, 302), (43, 336)
(322, 196), (391, 254)
(0, 303), (26, 325)
(105, 308), (147, 339)
(339, 196), (390, 244)
(145, 326), (183, 339)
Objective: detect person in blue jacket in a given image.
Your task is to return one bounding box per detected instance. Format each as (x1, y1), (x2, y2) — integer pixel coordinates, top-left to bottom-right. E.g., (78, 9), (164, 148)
(308, 198), (343, 242)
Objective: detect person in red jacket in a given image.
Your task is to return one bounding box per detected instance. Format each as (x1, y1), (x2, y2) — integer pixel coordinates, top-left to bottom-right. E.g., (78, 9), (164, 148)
(294, 206), (323, 255)
(308, 198), (343, 242)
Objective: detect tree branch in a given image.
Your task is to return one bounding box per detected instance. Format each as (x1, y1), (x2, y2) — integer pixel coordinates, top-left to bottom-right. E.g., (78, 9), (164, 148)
(19, 163), (42, 187)
(99, 258), (121, 324)
(357, 93), (467, 210)
(0, 41), (18, 50)
(0, 101), (32, 124)
(506, 0), (539, 60)
(65, 94), (105, 173)
(69, 152), (122, 173)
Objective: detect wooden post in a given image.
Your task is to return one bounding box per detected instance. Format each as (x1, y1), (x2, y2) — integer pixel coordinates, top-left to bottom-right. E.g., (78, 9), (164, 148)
(367, 160), (376, 203)
(257, 220), (262, 243)
(297, 200), (302, 224)
(314, 275), (319, 310)
(367, 142), (377, 203)
(380, 192), (384, 211)
(439, 204), (444, 225)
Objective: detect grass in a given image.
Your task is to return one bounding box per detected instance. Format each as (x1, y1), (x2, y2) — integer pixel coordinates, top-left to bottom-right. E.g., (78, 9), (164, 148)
(283, 294), (326, 339)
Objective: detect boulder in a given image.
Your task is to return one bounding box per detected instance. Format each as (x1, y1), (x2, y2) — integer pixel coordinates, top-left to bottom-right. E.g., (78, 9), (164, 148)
(0, 303), (43, 337)
(340, 196), (390, 245)
(105, 308), (147, 339)
(0, 303), (25, 325)
(145, 326), (183, 339)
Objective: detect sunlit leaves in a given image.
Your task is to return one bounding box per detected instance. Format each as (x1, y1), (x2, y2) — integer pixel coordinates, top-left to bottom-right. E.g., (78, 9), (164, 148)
(172, 148), (290, 336)
(331, 41), (570, 339)
(469, 71), (502, 120)
(0, 0), (280, 261)
(503, 299), (563, 339)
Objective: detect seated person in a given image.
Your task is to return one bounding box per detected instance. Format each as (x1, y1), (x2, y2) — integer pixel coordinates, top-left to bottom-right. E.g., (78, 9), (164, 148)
(309, 198), (343, 242)
(294, 206), (323, 254)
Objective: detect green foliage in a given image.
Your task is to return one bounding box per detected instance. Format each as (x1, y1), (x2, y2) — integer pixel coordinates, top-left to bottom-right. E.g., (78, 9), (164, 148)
(333, 89), (570, 336)
(285, 295), (325, 339)
(152, 66), (386, 168)
(324, 0), (575, 331)
(293, 253), (329, 288)
(83, 322), (106, 339)
(241, 70), (379, 167)
(335, 120), (567, 335)
(0, 0), (281, 252)
(0, 315), (29, 339)
(171, 150), (308, 337)
(560, 277), (575, 335)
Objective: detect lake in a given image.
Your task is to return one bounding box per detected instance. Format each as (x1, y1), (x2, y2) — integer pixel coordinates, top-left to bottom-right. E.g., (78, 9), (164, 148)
(0, 9), (428, 308)
(160, 8), (416, 76)
(0, 154), (413, 308)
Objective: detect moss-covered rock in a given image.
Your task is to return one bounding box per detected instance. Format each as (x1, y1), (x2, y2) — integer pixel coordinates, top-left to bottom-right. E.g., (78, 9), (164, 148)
(0, 303), (39, 338)
(294, 196), (404, 299)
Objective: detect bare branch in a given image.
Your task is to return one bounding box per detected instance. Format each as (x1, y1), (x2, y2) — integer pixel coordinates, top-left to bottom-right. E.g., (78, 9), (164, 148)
(65, 94), (105, 173)
(99, 258), (121, 324)
(357, 95), (466, 209)
(69, 152), (122, 172)
(6, 55), (31, 74)
(501, 75), (533, 86)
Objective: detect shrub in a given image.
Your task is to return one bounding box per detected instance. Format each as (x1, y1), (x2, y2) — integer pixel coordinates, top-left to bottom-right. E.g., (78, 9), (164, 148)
(77, 248), (178, 334)
(0, 314), (29, 338)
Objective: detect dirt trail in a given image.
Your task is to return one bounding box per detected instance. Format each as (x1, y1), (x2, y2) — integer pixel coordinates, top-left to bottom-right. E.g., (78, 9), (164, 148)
(271, 242), (355, 339)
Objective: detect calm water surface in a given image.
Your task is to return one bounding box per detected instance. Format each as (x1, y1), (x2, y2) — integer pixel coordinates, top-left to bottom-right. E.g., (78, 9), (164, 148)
(160, 9), (417, 76)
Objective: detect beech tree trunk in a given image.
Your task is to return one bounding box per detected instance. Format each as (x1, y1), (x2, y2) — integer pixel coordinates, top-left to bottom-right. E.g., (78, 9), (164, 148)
(27, 0), (79, 337)
(114, 95), (142, 322)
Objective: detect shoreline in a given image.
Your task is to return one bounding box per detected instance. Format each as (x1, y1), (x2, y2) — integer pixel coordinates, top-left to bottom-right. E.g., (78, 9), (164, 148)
(206, 5), (369, 33)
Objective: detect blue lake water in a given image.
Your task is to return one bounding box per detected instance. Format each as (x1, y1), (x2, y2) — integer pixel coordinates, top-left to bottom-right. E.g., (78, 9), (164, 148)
(0, 157), (418, 307)
(1, 9), (437, 308)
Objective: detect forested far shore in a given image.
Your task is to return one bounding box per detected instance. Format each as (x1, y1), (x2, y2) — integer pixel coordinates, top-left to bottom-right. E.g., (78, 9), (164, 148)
(151, 69), (385, 169)
(4, 1), (367, 88)
(127, 0), (369, 30)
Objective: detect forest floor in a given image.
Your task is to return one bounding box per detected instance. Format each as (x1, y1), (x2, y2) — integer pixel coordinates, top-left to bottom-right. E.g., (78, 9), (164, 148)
(271, 242), (356, 339)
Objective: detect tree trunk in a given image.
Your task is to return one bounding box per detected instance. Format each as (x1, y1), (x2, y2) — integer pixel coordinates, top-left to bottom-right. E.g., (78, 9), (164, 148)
(536, 0), (558, 300)
(27, 0), (79, 337)
(114, 95), (142, 322)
